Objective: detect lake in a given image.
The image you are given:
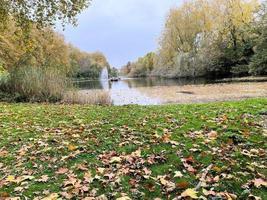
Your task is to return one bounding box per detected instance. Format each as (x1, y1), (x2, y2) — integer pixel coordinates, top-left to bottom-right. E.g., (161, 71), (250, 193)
(74, 77), (267, 105)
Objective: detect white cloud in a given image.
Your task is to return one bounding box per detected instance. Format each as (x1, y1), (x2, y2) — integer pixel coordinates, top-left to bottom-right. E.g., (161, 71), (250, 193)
(60, 0), (181, 67)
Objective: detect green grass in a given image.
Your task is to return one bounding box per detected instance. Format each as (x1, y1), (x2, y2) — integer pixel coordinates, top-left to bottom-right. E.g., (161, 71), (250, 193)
(0, 98), (266, 199)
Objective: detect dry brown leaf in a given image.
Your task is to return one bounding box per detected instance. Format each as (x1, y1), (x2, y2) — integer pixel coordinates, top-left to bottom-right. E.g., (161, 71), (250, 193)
(55, 167), (69, 174)
(252, 178), (267, 188)
(41, 193), (59, 200)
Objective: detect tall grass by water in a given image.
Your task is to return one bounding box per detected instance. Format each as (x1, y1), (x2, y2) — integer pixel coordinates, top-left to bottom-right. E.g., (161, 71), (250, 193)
(0, 66), (70, 102)
(63, 90), (111, 105)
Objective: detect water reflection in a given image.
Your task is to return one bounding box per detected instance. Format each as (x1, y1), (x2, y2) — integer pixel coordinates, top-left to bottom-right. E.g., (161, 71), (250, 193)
(73, 77), (213, 105)
(74, 77), (212, 90)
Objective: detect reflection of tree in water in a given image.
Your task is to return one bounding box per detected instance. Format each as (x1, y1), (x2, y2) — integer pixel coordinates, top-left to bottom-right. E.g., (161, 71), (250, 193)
(74, 80), (104, 90)
(123, 77), (212, 88)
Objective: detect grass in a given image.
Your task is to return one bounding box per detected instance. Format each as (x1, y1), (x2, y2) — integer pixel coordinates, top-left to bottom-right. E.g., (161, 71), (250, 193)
(63, 90), (112, 105)
(0, 98), (266, 199)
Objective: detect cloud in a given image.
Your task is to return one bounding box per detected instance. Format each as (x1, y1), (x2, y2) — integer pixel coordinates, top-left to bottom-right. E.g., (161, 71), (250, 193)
(59, 0), (181, 67)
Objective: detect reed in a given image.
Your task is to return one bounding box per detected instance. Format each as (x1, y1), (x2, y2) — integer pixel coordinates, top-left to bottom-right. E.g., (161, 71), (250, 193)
(7, 66), (70, 102)
(63, 89), (112, 105)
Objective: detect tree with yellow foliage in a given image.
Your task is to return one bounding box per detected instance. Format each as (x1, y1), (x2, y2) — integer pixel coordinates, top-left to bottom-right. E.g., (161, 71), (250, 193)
(155, 0), (260, 77)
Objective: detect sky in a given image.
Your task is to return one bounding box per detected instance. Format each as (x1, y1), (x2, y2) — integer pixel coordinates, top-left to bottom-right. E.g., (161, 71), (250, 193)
(59, 0), (181, 68)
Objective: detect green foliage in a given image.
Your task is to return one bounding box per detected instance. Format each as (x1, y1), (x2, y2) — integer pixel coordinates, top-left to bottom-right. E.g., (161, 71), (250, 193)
(74, 63), (103, 79)
(0, 0), (91, 29)
(122, 52), (155, 77)
(109, 67), (119, 78)
(69, 48), (110, 79)
(249, 2), (267, 75)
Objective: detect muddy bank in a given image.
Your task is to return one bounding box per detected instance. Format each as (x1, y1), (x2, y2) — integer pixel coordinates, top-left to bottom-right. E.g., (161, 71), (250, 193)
(137, 82), (267, 104)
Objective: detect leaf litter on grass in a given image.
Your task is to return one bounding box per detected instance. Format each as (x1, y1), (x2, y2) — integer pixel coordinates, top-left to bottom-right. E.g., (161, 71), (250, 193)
(0, 99), (266, 199)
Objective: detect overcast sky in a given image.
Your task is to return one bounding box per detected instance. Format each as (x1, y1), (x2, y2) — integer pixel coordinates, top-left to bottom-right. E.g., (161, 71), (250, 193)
(58, 0), (181, 68)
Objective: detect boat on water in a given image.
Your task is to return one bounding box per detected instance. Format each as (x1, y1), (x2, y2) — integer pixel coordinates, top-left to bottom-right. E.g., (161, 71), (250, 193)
(109, 77), (121, 82)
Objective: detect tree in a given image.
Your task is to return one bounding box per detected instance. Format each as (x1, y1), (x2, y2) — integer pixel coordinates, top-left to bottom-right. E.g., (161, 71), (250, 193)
(249, 1), (267, 75)
(155, 0), (259, 77)
(0, 0), (91, 29)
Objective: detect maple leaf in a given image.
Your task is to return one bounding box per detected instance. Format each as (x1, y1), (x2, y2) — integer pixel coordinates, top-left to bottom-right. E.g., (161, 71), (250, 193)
(14, 186), (24, 192)
(207, 131), (218, 140)
(203, 189), (216, 196)
(41, 193), (59, 200)
(180, 188), (198, 199)
(110, 156), (122, 163)
(248, 194), (262, 200)
(84, 172), (93, 183)
(0, 150), (8, 157)
(97, 167), (106, 174)
(131, 149), (141, 157)
(38, 175), (49, 183)
(174, 171), (183, 178)
(56, 167), (69, 174)
(68, 144), (78, 151)
(161, 133), (171, 142)
(158, 176), (175, 192)
(76, 163), (88, 171)
(176, 181), (189, 189)
(6, 175), (16, 182)
(96, 194), (108, 200)
(116, 196), (131, 200)
(252, 178), (267, 188)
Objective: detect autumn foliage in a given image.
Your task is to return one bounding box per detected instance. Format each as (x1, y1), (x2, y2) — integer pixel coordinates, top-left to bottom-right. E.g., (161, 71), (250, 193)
(123, 0), (267, 78)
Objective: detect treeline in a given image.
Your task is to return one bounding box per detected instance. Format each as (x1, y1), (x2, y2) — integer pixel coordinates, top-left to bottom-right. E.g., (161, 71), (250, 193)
(70, 47), (110, 79)
(122, 0), (267, 78)
(0, 21), (109, 102)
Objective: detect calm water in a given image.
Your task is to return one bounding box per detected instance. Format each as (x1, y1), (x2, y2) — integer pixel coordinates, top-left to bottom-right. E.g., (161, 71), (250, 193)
(74, 77), (214, 105)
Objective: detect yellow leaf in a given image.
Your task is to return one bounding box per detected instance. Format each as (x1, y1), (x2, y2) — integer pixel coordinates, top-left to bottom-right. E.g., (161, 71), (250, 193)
(110, 156), (122, 163)
(41, 193), (59, 200)
(174, 171), (183, 178)
(181, 188), (198, 199)
(68, 144), (77, 151)
(6, 175), (16, 182)
(131, 149), (141, 157)
(116, 196), (131, 200)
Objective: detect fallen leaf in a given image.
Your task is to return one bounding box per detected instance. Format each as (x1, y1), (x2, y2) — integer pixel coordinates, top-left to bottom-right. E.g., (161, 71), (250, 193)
(131, 149), (141, 157)
(110, 156), (122, 163)
(41, 193), (59, 200)
(38, 175), (49, 182)
(176, 181), (189, 189)
(158, 176), (175, 192)
(252, 178), (267, 188)
(203, 189), (216, 196)
(68, 144), (78, 151)
(207, 131), (218, 140)
(116, 196), (131, 200)
(56, 167), (69, 174)
(174, 171), (183, 178)
(97, 167), (105, 174)
(6, 175), (16, 182)
(181, 188), (198, 199)
(14, 186), (24, 192)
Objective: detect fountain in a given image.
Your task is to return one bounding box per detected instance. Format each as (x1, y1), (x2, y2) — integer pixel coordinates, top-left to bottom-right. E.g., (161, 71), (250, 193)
(100, 67), (109, 90)
(100, 67), (109, 80)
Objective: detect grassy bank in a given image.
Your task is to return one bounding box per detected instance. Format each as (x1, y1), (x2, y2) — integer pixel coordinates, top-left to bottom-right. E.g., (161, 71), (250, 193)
(0, 99), (266, 199)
